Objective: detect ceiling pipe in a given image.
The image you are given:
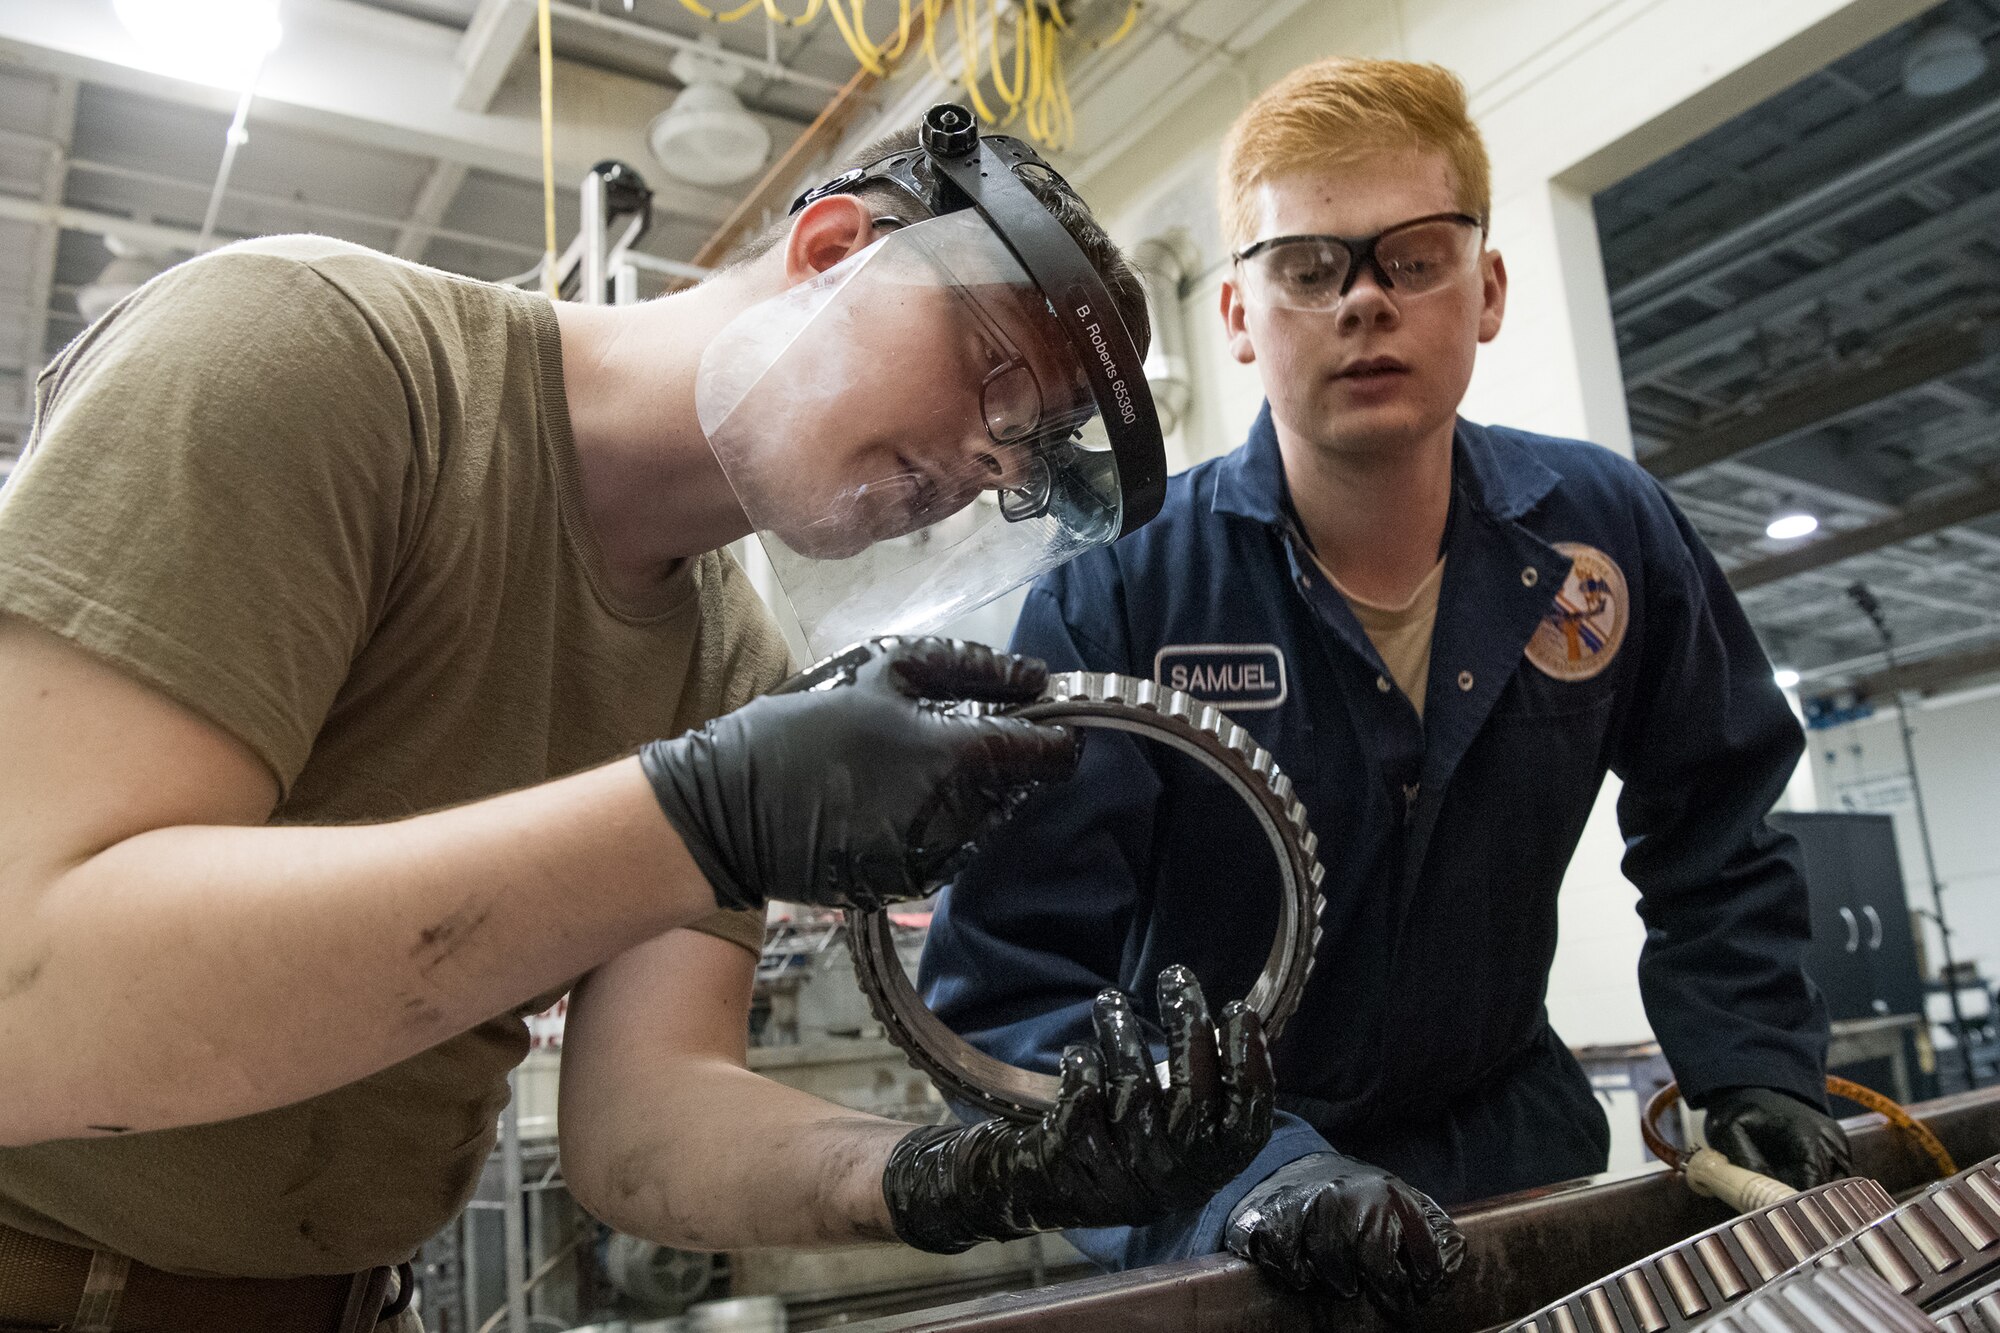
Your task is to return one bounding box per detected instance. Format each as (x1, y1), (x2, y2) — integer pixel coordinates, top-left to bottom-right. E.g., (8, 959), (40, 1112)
(548, 1), (846, 95)
(1129, 233), (1195, 448)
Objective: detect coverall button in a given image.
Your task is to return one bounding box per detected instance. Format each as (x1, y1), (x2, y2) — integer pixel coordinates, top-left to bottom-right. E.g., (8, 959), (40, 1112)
(1376, 675), (1392, 693)
(1458, 670), (1475, 691)
(1522, 566), (1539, 587)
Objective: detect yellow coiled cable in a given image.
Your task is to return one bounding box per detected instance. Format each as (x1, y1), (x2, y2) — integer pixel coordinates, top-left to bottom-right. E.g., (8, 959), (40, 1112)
(650, 0), (1143, 149)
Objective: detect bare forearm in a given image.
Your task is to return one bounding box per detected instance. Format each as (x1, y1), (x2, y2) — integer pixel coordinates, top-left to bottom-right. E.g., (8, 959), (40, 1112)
(565, 1056), (907, 1250)
(0, 758), (714, 1145)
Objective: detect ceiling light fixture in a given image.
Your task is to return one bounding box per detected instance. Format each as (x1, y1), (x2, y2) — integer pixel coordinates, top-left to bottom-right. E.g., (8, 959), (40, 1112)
(1766, 512), (1819, 541)
(114, 0), (283, 88)
(76, 237), (171, 325)
(1774, 668), (1801, 690)
(1903, 24), (1989, 98)
(648, 47), (771, 188)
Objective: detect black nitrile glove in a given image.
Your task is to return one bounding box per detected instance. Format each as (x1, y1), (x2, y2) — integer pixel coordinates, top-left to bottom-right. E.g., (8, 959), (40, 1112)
(882, 966), (1276, 1254)
(640, 638), (1078, 912)
(1225, 1150), (1464, 1323)
(1703, 1086), (1852, 1190)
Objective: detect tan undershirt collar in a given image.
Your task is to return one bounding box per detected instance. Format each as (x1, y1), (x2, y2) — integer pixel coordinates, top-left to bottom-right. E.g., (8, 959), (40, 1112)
(1315, 554), (1447, 719)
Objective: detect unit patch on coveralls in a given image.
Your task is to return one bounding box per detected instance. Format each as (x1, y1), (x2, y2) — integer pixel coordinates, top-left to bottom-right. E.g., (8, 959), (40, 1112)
(1525, 543), (1628, 682)
(1153, 643), (1288, 710)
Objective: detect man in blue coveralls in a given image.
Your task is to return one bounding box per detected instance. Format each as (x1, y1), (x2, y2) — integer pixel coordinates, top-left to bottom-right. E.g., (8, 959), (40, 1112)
(918, 56), (1852, 1319)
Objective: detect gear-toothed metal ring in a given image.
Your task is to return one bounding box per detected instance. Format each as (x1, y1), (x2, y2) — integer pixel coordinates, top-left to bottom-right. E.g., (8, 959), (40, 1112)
(848, 670), (1327, 1123)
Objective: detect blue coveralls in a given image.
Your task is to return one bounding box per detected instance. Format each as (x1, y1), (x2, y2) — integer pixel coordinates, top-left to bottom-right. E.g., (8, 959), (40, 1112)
(918, 408), (1831, 1271)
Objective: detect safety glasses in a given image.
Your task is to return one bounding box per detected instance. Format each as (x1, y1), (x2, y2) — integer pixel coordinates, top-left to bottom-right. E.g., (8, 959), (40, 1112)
(1232, 212), (1484, 311)
(879, 214), (1080, 522)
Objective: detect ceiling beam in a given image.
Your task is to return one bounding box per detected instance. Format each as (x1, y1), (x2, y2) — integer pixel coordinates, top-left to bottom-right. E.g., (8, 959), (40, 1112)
(392, 160), (470, 260)
(1642, 322), (1994, 480)
(1619, 181), (2000, 386)
(1613, 94), (2000, 323)
(1851, 639), (2000, 701)
(454, 0), (536, 112)
(0, 0), (742, 226)
(1731, 473), (2000, 591)
(0, 194), (207, 255)
(20, 75), (76, 403)
(64, 154), (538, 259)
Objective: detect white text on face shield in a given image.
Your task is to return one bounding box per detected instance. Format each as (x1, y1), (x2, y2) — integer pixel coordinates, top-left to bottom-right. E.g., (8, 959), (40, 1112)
(1075, 302), (1139, 426)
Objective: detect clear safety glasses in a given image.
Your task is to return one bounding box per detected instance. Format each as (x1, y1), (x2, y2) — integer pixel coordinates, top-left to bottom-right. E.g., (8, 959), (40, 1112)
(1232, 212), (1485, 311)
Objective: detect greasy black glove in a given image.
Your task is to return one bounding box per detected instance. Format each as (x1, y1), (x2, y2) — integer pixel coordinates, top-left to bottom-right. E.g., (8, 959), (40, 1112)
(1226, 1150), (1465, 1323)
(1703, 1086), (1852, 1191)
(882, 966), (1275, 1254)
(640, 638), (1078, 912)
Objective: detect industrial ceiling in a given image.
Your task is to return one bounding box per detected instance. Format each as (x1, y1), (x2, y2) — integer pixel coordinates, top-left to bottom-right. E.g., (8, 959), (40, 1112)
(0, 0), (1312, 481)
(1596, 0), (2000, 706)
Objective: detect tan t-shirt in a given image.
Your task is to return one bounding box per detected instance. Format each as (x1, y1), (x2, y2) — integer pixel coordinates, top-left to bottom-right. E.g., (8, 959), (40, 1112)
(1320, 556), (1447, 719)
(0, 236), (786, 1278)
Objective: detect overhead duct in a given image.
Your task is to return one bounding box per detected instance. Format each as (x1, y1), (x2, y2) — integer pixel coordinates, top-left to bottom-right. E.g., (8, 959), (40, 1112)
(648, 47), (771, 188)
(1130, 234), (1196, 445)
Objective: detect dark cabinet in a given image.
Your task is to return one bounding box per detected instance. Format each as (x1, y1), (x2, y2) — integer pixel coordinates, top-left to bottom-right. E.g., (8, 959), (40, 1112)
(1770, 812), (1925, 1021)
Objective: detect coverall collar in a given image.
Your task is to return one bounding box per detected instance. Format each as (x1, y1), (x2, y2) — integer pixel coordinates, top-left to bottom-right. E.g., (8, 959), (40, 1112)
(1210, 404), (1562, 530)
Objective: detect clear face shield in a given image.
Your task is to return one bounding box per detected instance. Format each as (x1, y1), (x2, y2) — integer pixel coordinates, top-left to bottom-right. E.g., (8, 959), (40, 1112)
(696, 110), (1165, 657)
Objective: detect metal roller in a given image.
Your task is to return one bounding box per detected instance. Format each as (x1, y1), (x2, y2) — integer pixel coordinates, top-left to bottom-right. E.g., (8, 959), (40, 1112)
(1506, 1154), (2000, 1333)
(1501, 1178), (1900, 1333)
(848, 669), (1326, 1123)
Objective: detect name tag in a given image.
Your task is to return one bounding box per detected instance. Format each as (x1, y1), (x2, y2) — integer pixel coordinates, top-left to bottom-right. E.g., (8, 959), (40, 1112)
(1153, 643), (1289, 711)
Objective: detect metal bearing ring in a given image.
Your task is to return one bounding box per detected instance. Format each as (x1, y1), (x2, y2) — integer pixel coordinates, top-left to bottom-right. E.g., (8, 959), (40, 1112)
(848, 670), (1326, 1123)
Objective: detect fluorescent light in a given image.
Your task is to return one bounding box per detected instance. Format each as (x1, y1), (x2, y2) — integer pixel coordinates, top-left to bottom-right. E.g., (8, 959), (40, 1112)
(76, 240), (171, 324)
(1774, 668), (1802, 689)
(1904, 25), (1989, 98)
(115, 0), (282, 88)
(1766, 512), (1819, 541)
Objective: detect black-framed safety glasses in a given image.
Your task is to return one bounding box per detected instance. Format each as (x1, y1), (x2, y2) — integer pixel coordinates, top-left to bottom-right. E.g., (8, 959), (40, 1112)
(874, 213), (1051, 456)
(883, 214), (1089, 525)
(944, 283), (1079, 524)
(1233, 211), (1485, 311)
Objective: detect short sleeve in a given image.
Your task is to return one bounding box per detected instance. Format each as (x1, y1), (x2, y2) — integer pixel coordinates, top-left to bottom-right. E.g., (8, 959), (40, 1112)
(0, 250), (418, 791)
(682, 908), (767, 956)
(670, 559), (791, 958)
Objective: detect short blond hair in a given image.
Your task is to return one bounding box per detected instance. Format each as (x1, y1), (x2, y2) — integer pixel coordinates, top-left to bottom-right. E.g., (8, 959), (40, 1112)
(1219, 58), (1491, 251)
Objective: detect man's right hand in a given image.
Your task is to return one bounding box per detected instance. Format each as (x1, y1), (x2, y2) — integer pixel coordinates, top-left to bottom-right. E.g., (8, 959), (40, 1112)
(640, 637), (1078, 912)
(1226, 1150), (1465, 1323)
(880, 966), (1276, 1253)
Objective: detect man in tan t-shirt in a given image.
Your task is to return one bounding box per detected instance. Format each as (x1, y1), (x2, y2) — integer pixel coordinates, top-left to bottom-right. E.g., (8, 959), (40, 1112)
(0, 115), (1278, 1332)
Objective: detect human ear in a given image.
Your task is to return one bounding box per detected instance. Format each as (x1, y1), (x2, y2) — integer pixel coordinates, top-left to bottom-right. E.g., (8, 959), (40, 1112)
(783, 195), (881, 284)
(1477, 248), (1507, 344)
(1220, 278), (1257, 365)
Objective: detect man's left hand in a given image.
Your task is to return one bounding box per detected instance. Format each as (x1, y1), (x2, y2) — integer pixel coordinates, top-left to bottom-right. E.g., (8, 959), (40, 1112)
(880, 967), (1275, 1253)
(1703, 1086), (1851, 1190)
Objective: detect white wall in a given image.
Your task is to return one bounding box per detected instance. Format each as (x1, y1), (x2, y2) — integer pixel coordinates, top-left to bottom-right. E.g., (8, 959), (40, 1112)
(1076, 0), (1933, 1074)
(1809, 684), (2000, 999)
